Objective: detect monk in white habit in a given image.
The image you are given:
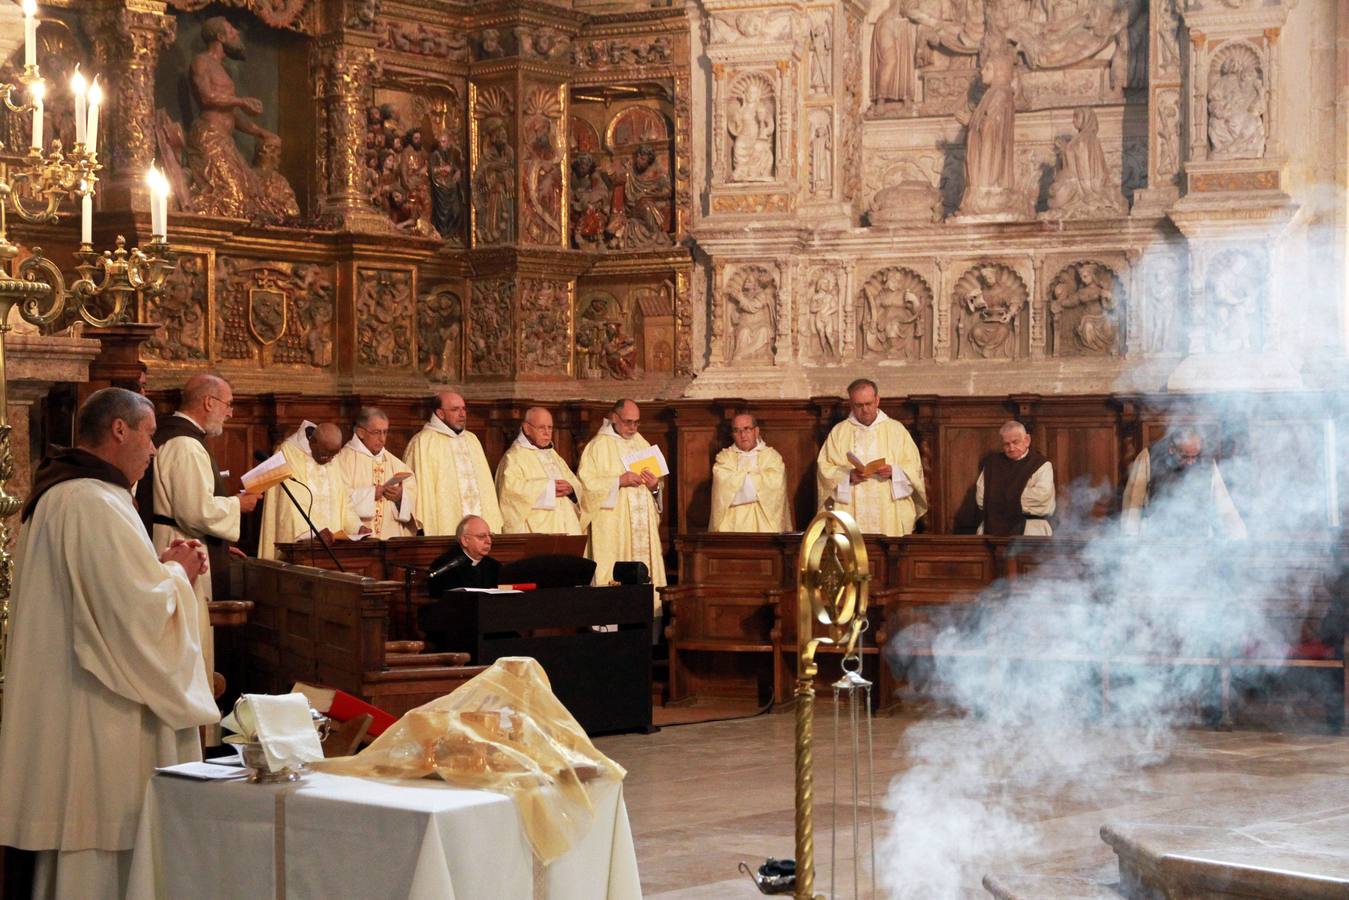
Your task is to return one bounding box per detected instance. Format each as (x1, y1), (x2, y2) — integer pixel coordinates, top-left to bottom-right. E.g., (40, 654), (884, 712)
(148, 373), (259, 682)
(257, 421), (366, 559)
(0, 388), (218, 899)
(404, 390), (503, 534)
(816, 377), (927, 535)
(1121, 427), (1246, 538)
(975, 420), (1056, 536)
(709, 412), (792, 532)
(334, 406), (418, 539)
(496, 406), (584, 534)
(577, 398), (667, 602)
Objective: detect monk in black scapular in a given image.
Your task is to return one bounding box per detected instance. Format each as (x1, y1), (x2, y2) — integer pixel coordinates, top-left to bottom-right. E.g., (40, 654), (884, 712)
(973, 420), (1056, 536)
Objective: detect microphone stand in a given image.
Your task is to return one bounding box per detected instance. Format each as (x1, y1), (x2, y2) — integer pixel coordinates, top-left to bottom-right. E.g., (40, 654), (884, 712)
(278, 479), (346, 572)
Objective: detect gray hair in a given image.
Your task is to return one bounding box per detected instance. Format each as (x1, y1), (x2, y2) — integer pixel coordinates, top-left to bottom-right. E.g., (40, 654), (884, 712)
(355, 406), (388, 428)
(455, 514), (486, 540)
(999, 420), (1027, 438)
(846, 377), (878, 397)
(77, 388), (154, 446)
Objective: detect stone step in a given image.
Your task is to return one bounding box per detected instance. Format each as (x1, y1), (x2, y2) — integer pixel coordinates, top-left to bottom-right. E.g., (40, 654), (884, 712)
(1101, 822), (1349, 900)
(982, 873), (1125, 899)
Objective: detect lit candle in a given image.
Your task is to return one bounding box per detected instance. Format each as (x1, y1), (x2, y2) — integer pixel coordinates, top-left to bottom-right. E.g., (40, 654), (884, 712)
(70, 66), (86, 145)
(158, 170), (171, 241)
(80, 181), (91, 245)
(22, 0), (36, 70)
(86, 77), (101, 157)
(145, 167), (162, 236)
(29, 80), (43, 152)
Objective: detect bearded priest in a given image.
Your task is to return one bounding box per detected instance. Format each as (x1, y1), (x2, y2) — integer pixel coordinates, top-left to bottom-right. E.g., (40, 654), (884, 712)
(404, 390), (503, 536)
(815, 378), (927, 535)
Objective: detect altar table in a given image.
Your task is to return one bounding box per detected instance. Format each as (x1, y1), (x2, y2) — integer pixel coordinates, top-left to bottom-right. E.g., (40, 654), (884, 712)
(127, 767), (642, 899)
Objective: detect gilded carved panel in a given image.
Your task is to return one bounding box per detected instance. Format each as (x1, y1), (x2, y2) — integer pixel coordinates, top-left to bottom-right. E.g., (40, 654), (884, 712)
(575, 280), (675, 380)
(517, 278), (571, 375)
(521, 86), (565, 247)
(214, 257), (336, 368)
(467, 279), (514, 376)
(367, 86), (465, 243)
(145, 252), (210, 363)
(355, 268), (414, 369)
(418, 284), (463, 381)
(471, 85), (516, 247)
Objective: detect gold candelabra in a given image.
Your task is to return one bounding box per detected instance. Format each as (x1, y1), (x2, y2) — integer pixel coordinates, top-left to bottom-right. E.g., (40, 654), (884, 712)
(0, 56), (177, 709)
(794, 502), (870, 900)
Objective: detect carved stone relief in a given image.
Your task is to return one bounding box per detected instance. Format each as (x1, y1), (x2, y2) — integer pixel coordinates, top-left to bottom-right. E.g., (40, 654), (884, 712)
(955, 40), (1031, 220)
(214, 258), (335, 367)
(866, 153), (948, 223)
(1155, 88), (1182, 182)
(145, 252), (209, 363)
(515, 25), (572, 63)
(1204, 247), (1267, 352)
(808, 11), (832, 95)
(722, 265), (779, 364)
(518, 278), (571, 374)
(417, 285), (462, 380)
(377, 21), (468, 60)
(472, 86), (516, 246)
(727, 72), (776, 183)
(576, 290), (640, 380)
(808, 110), (832, 197)
(1139, 249), (1186, 354)
(840, 13), (863, 203)
(355, 269), (413, 369)
(951, 263), (1028, 360)
(522, 87), (564, 246)
(1047, 261), (1124, 356)
(572, 36), (674, 69)
(859, 266), (932, 362)
(708, 11), (794, 46)
(1044, 108), (1127, 219)
(468, 279), (514, 376)
(1207, 43), (1266, 160)
(1155, 0), (1182, 80)
(802, 266), (847, 363)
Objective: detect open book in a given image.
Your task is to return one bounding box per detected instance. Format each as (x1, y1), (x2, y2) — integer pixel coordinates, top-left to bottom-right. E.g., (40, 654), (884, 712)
(241, 451), (293, 494)
(622, 445), (669, 479)
(846, 451), (887, 477)
(382, 471), (413, 490)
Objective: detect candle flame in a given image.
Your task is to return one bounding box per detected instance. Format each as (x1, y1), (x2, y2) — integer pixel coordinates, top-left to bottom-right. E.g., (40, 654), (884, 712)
(22, 0), (36, 18)
(87, 78), (102, 106)
(28, 80), (44, 102)
(70, 65), (86, 97)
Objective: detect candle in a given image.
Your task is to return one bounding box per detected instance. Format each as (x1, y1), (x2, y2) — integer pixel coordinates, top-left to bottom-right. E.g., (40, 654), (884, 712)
(145, 167), (162, 236)
(22, 0), (36, 69)
(158, 171), (171, 241)
(70, 66), (86, 145)
(80, 183), (91, 245)
(86, 78), (101, 157)
(29, 80), (43, 152)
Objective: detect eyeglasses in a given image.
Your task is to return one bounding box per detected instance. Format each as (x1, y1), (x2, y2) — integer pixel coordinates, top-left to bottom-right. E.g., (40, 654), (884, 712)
(358, 426), (389, 437)
(731, 427), (758, 434)
(206, 395), (233, 410)
(616, 417), (639, 427)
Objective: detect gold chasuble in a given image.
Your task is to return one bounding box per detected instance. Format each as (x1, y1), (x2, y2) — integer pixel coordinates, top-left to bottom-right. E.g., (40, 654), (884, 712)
(334, 437), (418, 539)
(403, 416), (503, 535)
(0, 479), (217, 857)
(496, 431), (584, 535)
(709, 440), (792, 532)
(257, 423), (361, 559)
(577, 420), (667, 604)
(816, 411), (927, 536)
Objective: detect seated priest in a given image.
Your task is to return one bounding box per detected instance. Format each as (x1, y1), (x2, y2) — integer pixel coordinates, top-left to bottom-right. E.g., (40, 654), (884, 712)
(1120, 426), (1247, 538)
(974, 420), (1056, 536)
(426, 514), (502, 595)
(257, 421), (367, 558)
(709, 412), (792, 532)
(496, 406), (584, 535)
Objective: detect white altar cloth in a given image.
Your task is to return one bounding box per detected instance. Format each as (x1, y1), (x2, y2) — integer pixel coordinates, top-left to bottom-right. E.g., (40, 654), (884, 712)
(127, 767), (642, 899)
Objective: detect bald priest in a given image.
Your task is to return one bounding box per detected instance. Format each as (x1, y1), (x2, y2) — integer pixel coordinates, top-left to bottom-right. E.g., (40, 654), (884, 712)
(257, 421), (365, 559)
(496, 407), (584, 535)
(709, 412), (792, 532)
(0, 389), (218, 898)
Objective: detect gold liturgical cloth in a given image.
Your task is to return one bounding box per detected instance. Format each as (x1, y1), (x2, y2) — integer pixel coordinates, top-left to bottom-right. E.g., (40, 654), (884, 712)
(315, 657), (626, 863)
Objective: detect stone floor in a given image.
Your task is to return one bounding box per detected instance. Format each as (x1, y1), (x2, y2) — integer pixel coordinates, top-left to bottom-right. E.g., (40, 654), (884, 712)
(594, 709), (1349, 899)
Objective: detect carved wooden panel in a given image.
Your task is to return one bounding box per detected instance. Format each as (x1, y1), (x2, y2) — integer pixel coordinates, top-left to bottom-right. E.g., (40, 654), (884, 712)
(354, 268), (415, 371)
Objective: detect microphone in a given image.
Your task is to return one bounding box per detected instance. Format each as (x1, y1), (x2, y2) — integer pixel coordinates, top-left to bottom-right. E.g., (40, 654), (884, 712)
(427, 554), (469, 581)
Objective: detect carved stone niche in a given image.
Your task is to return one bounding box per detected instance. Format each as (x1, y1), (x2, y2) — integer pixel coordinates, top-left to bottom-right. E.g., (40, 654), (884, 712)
(718, 263), (780, 366)
(417, 284), (462, 381)
(517, 277), (572, 375)
(950, 263), (1028, 361)
(214, 257), (337, 369)
(707, 55), (795, 210)
(799, 263), (849, 364)
(1047, 261), (1125, 357)
(856, 265), (933, 363)
(1136, 248), (1187, 355)
(1204, 41), (1267, 162)
(723, 71), (779, 184)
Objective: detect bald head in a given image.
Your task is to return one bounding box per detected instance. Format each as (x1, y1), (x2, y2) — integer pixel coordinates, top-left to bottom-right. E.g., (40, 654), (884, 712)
(312, 422), (343, 464)
(522, 406), (554, 449)
(434, 389), (467, 433)
(180, 373), (233, 437)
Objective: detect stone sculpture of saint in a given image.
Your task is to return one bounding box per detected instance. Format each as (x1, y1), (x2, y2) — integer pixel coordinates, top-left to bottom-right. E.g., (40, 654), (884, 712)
(1045, 107), (1125, 218)
(1207, 56), (1266, 160)
(186, 17), (282, 221)
(808, 273), (840, 359)
(871, 0), (921, 107)
(729, 82), (774, 182)
(729, 272), (775, 361)
(957, 38), (1022, 218)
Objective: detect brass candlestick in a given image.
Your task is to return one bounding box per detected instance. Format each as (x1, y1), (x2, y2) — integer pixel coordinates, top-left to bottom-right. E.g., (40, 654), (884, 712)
(794, 502), (870, 899)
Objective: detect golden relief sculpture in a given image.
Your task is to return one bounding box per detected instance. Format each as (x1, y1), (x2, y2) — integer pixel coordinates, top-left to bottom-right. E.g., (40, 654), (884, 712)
(355, 269), (414, 370)
(472, 86), (516, 247)
(517, 278), (571, 375)
(417, 284), (462, 380)
(215, 258), (336, 368)
(468, 279), (514, 376)
(145, 252), (210, 363)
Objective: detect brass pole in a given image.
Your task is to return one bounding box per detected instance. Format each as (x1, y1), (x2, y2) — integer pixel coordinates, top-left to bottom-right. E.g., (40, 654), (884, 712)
(794, 656), (819, 900)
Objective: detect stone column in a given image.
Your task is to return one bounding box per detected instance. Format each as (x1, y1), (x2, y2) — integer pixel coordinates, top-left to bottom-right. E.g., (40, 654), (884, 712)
(84, 0), (176, 212)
